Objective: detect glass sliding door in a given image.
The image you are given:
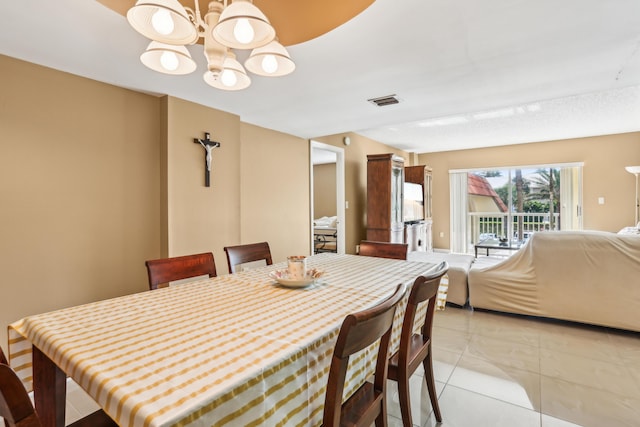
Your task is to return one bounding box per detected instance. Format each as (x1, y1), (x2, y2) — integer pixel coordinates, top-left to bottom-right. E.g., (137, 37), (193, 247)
(450, 163), (583, 254)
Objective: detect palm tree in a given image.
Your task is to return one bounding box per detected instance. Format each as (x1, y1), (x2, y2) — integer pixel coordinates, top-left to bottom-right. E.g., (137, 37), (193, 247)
(528, 168), (560, 229)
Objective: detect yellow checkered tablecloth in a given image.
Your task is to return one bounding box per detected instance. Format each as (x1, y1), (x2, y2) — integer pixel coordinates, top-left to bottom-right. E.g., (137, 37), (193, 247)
(8, 253), (444, 427)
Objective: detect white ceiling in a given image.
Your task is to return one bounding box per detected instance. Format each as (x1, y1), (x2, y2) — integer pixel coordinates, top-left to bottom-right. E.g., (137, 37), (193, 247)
(2, 0), (640, 153)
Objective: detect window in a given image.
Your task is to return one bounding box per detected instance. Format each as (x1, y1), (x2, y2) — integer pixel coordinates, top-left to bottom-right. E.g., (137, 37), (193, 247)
(450, 163), (582, 254)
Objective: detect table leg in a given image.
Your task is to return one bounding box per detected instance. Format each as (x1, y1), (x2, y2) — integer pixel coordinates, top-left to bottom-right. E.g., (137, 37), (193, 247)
(33, 346), (66, 427)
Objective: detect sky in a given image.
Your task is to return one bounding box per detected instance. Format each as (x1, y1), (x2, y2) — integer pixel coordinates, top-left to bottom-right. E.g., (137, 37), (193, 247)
(482, 168), (542, 188)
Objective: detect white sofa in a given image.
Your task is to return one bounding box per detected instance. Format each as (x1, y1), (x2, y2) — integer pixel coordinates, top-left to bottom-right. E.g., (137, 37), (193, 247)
(468, 230), (640, 332)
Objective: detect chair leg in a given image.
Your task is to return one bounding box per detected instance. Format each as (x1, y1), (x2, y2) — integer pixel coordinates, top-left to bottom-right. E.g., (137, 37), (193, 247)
(375, 401), (388, 427)
(397, 373), (413, 427)
(423, 350), (442, 422)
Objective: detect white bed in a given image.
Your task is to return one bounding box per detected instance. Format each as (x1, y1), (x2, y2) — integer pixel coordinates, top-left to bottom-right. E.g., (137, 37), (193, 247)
(314, 216), (338, 253)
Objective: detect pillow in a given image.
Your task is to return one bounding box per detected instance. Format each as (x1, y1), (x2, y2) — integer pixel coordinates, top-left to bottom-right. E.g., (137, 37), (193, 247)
(314, 216), (329, 226)
(314, 216), (338, 227)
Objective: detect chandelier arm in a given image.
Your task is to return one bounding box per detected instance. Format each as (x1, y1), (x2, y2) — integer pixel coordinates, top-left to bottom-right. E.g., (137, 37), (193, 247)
(181, 6), (204, 41)
(189, 0), (200, 23)
(184, 4), (209, 39)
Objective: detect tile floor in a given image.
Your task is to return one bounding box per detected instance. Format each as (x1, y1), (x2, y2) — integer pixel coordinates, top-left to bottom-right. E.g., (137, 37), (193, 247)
(386, 305), (640, 427)
(20, 305), (640, 426)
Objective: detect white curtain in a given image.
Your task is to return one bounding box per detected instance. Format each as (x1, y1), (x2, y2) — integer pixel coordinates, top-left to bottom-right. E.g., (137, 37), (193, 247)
(560, 166), (583, 230)
(449, 172), (468, 253)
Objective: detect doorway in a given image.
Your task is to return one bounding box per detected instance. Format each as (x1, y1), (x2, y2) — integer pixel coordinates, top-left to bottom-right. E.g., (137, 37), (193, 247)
(310, 140), (345, 254)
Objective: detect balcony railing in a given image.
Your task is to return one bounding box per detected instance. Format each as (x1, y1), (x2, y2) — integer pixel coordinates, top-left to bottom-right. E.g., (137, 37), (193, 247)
(469, 212), (560, 244)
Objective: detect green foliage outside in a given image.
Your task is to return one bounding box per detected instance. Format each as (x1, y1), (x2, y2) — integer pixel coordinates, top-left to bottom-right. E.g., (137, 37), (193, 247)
(491, 168), (560, 213)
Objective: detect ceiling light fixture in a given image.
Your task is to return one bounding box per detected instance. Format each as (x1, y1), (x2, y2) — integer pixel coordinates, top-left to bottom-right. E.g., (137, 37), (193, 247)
(417, 116), (468, 127)
(127, 0), (295, 91)
(472, 108), (515, 120)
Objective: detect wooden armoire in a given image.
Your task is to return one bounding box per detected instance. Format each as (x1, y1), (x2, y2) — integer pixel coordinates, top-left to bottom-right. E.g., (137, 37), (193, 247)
(366, 153), (405, 243)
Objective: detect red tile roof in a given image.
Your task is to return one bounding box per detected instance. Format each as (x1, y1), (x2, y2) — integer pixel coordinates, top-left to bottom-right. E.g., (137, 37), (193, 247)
(468, 174), (508, 212)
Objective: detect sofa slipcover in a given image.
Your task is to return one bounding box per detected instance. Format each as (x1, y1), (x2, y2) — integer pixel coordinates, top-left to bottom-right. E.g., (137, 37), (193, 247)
(468, 230), (640, 332)
(408, 252), (475, 306)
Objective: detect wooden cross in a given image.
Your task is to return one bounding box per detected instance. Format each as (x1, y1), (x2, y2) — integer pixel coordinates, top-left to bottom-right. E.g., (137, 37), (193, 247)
(193, 132), (221, 187)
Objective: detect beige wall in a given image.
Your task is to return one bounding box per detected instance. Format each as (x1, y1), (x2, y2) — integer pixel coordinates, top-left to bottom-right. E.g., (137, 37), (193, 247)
(164, 97), (242, 272)
(421, 133), (640, 249)
(313, 163), (337, 218)
(162, 99), (310, 272)
(0, 56), (312, 355)
(312, 133), (411, 253)
(240, 123), (310, 262)
(5, 53), (635, 357)
(0, 55), (162, 350)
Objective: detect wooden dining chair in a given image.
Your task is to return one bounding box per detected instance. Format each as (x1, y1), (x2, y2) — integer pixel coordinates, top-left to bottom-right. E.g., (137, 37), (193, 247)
(145, 252), (217, 290)
(223, 242), (273, 273)
(0, 364), (42, 427)
(387, 262), (449, 427)
(1, 347), (38, 427)
(322, 283), (406, 427)
(0, 347), (10, 427)
(0, 347), (117, 427)
(358, 240), (408, 260)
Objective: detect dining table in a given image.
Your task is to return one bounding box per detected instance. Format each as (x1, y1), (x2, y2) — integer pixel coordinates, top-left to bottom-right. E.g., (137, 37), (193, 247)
(8, 253), (446, 427)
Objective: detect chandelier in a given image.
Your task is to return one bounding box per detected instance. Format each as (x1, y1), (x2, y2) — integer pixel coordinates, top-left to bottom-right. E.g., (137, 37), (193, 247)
(127, 0), (295, 91)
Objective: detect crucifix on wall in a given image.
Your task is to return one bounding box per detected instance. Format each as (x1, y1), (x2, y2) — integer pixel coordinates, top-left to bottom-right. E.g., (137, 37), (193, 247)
(193, 132), (221, 187)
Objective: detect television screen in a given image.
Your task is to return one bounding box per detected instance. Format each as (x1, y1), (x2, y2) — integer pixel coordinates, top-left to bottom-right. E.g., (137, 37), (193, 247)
(403, 182), (424, 222)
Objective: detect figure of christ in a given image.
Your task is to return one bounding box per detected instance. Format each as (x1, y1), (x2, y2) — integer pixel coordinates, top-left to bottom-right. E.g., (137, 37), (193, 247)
(193, 132), (221, 187)
(199, 139), (213, 172)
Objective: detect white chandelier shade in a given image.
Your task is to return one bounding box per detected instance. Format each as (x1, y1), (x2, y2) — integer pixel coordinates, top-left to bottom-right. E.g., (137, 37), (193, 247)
(212, 0), (276, 49)
(127, 0), (198, 45)
(140, 41), (197, 74)
(126, 0), (294, 91)
(245, 40), (295, 77)
(203, 51), (251, 91)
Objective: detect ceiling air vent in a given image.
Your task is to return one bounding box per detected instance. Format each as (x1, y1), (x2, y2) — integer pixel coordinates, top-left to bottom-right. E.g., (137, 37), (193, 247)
(367, 94), (400, 107)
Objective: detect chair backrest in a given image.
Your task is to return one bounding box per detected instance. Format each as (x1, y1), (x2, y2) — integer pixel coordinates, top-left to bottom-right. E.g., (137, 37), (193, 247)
(223, 242), (273, 274)
(322, 283), (406, 426)
(145, 252), (217, 290)
(399, 262), (448, 359)
(0, 364), (42, 427)
(358, 240), (408, 260)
